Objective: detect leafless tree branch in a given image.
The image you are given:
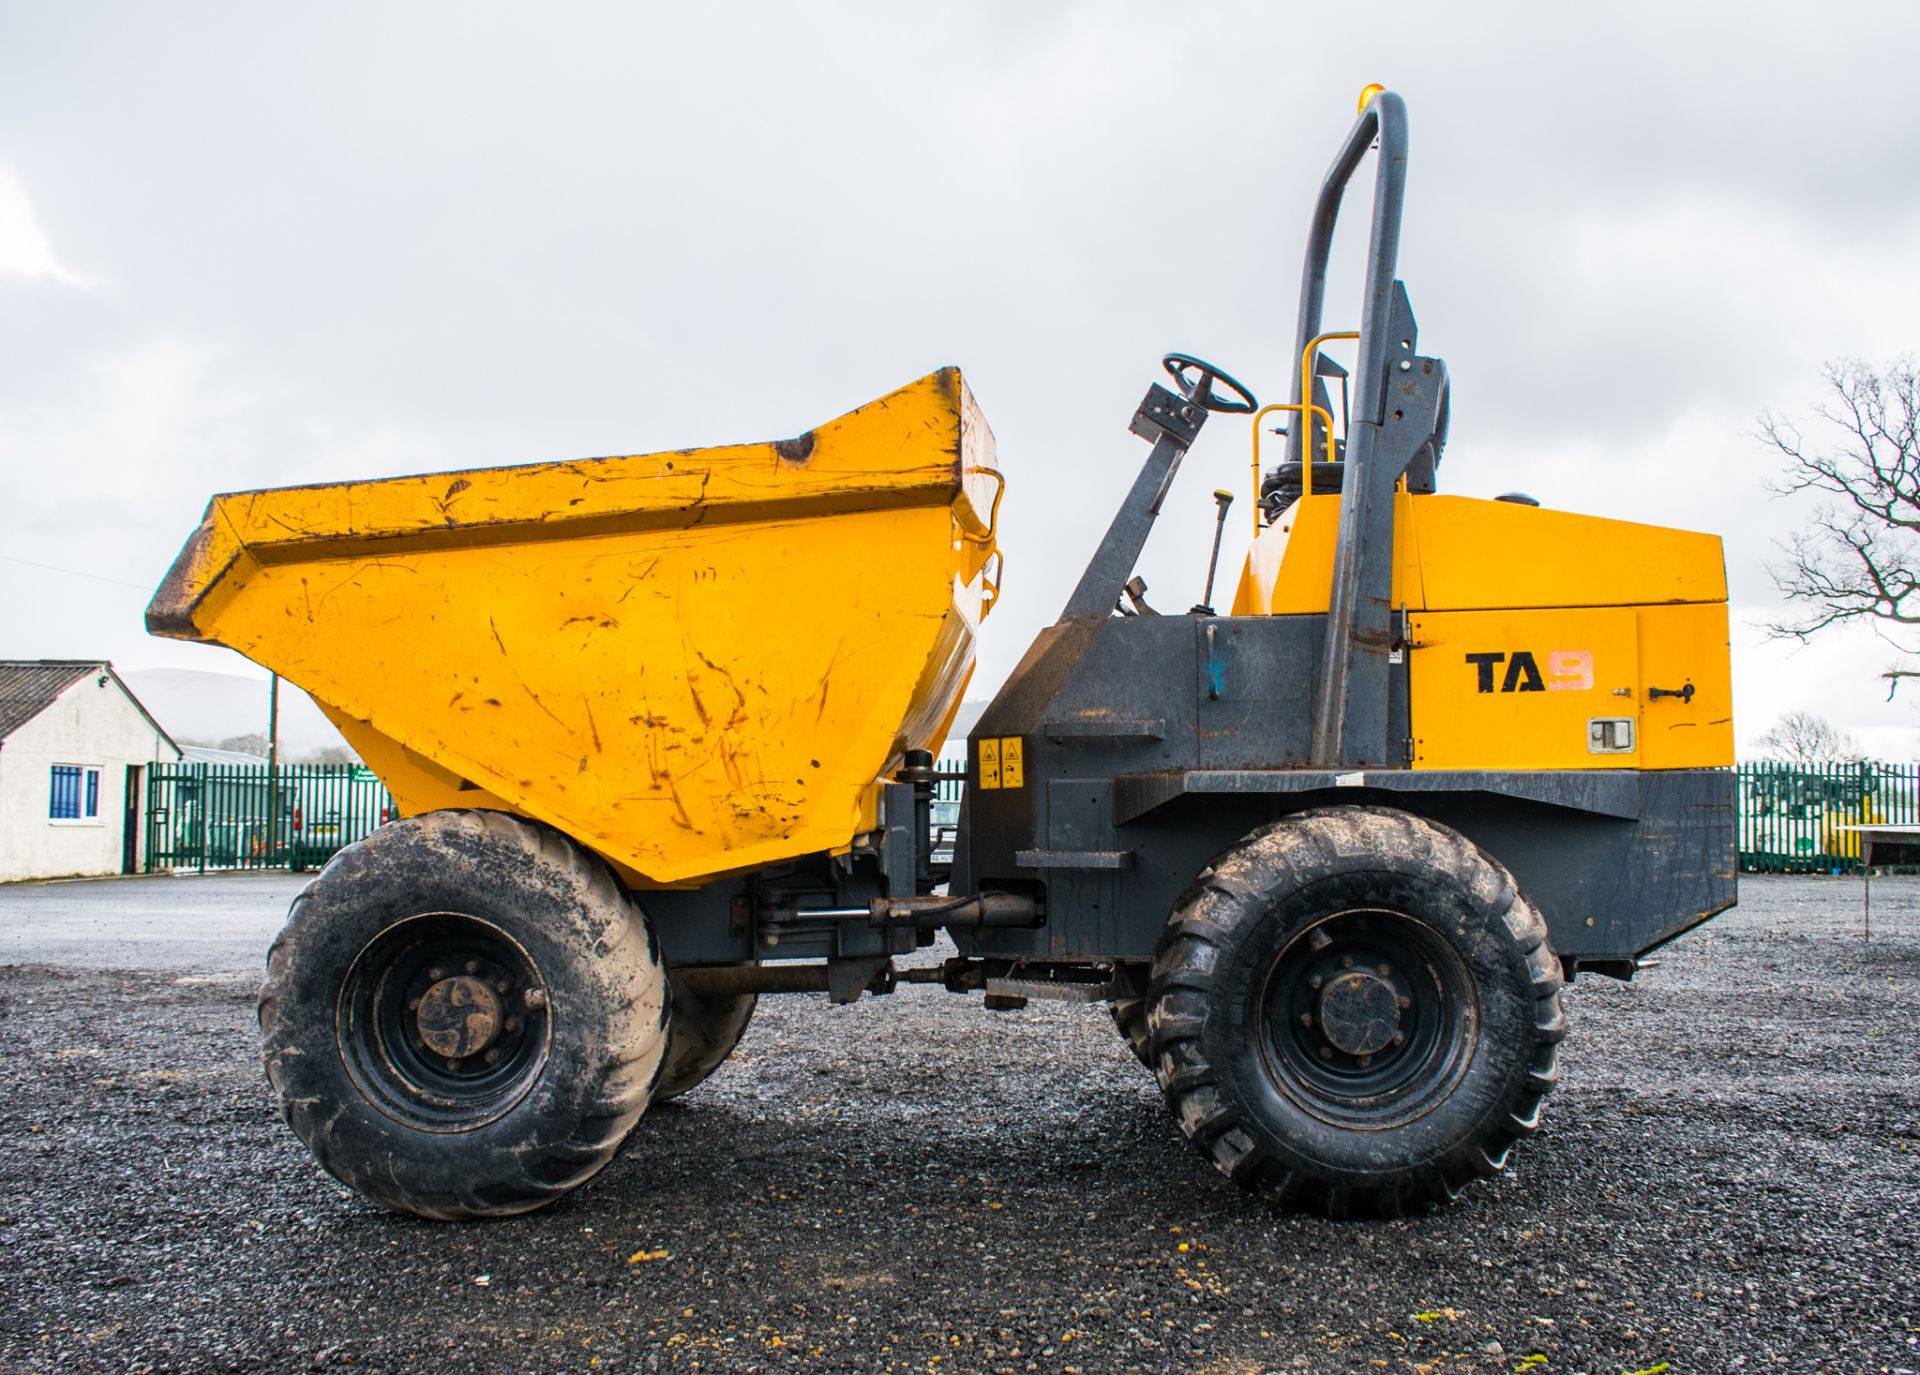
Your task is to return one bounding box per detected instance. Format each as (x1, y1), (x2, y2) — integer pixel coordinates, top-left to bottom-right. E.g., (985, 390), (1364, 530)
(1762, 359), (1920, 681)
(1751, 710), (1863, 766)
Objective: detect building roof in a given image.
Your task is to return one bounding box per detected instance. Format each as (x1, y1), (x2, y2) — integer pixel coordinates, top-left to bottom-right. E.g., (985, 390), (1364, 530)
(180, 744), (268, 767)
(0, 659), (182, 754)
(0, 661), (97, 739)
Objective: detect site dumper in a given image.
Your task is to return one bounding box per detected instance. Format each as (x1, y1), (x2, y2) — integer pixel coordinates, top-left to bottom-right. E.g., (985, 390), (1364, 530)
(150, 90), (1737, 1220)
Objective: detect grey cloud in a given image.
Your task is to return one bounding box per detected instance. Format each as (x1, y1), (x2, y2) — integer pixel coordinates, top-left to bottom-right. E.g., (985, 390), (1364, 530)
(3, 0), (1917, 746)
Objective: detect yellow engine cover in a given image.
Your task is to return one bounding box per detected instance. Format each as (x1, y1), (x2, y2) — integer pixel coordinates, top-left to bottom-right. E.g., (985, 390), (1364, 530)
(148, 369), (1002, 886)
(1233, 492), (1733, 771)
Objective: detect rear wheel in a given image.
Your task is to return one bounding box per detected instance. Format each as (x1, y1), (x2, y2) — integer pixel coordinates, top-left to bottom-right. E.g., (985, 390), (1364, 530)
(1148, 805), (1565, 1218)
(654, 975), (757, 1100)
(259, 809), (669, 1219)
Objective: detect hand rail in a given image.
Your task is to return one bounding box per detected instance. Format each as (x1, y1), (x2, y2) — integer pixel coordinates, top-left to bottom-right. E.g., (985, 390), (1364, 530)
(1248, 330), (1358, 530)
(958, 465), (1005, 546)
(1249, 401), (1336, 527)
(1298, 328), (1359, 471)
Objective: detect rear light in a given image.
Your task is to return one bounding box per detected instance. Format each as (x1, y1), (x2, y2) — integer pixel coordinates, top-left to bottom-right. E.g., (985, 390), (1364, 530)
(380, 806), (394, 825)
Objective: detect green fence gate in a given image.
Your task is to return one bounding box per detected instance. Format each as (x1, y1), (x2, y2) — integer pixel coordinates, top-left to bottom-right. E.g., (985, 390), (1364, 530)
(1737, 760), (1920, 874)
(145, 763), (397, 874)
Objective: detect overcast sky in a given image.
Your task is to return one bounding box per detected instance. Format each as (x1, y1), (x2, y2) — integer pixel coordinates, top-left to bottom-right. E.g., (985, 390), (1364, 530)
(4, 2), (1919, 754)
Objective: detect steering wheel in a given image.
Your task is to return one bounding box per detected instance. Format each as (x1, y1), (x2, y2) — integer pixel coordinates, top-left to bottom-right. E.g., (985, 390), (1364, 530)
(1162, 353), (1259, 415)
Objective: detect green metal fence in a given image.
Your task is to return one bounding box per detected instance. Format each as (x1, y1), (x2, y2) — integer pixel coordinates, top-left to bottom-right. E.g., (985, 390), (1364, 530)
(1737, 760), (1920, 873)
(145, 763), (396, 874)
(140, 757), (1916, 877)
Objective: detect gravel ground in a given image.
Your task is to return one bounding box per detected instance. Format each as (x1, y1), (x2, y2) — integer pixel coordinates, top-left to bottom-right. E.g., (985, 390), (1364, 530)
(1, 873), (1916, 1374)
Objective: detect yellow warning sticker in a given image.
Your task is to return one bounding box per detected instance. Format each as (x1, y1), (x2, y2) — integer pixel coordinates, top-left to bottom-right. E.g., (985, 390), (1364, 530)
(1000, 736), (1024, 788)
(978, 737), (1001, 790)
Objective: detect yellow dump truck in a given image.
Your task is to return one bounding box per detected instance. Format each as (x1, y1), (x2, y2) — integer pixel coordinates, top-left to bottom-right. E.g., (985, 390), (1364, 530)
(150, 90), (1735, 1220)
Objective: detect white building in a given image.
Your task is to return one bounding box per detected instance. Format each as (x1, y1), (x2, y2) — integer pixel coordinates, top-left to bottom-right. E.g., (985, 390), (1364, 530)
(0, 661), (182, 883)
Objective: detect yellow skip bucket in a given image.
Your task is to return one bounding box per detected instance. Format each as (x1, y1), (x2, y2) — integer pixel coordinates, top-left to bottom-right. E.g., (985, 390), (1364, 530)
(148, 369), (1002, 886)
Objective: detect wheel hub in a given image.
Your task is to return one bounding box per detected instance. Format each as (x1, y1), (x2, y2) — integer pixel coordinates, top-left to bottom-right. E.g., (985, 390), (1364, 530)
(416, 975), (504, 1059)
(1258, 908), (1479, 1129)
(1316, 969), (1400, 1056)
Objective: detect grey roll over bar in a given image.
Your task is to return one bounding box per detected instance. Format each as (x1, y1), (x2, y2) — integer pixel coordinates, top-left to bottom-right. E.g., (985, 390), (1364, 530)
(1283, 91), (1409, 470)
(1287, 91), (1450, 769)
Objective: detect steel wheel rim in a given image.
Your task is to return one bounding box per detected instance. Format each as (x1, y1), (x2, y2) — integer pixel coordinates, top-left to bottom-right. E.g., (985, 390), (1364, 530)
(336, 913), (551, 1133)
(1256, 906), (1479, 1130)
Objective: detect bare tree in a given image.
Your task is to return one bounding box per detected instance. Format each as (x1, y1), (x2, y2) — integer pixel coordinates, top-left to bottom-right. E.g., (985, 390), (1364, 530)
(1753, 710), (1861, 767)
(1762, 358), (1920, 692)
(298, 744), (360, 766)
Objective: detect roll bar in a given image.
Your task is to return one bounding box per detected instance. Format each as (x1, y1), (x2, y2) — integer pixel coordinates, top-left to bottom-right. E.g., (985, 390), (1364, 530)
(1284, 91), (1409, 469)
(1289, 91), (1449, 769)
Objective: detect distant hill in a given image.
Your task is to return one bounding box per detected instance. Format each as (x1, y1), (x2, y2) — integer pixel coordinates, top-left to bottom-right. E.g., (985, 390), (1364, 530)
(121, 668), (354, 760)
(940, 699), (987, 757)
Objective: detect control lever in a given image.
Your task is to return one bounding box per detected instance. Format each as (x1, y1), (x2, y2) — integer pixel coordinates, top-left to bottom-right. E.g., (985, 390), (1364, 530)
(1122, 576), (1158, 617)
(1190, 490), (1235, 615)
(1648, 682), (1695, 704)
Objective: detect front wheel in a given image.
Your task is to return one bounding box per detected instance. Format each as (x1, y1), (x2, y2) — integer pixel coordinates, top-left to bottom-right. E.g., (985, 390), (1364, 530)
(259, 810), (669, 1219)
(1148, 805), (1565, 1218)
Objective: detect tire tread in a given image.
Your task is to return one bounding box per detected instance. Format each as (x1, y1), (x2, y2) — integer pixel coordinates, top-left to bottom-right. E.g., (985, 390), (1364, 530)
(257, 808), (668, 1219)
(1146, 804), (1566, 1219)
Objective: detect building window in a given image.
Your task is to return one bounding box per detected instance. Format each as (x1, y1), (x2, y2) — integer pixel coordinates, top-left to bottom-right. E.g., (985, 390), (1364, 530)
(50, 765), (101, 822)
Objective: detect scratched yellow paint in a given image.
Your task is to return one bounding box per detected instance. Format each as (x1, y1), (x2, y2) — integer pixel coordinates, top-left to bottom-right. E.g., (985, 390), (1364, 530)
(148, 369), (1002, 886)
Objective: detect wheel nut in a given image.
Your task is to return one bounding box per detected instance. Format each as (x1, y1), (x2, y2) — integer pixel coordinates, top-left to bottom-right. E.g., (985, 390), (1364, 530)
(505, 1017), (520, 1034)
(428, 967), (444, 981)
(1318, 1046), (1333, 1059)
(446, 1057), (463, 1071)
(1397, 996), (1411, 1011)
(1309, 929), (1332, 952)
(465, 960), (480, 975)
(1308, 974), (1323, 990)
(483, 1049), (499, 1065)
(1340, 955), (1354, 969)
(1376, 963), (1391, 977)
(1357, 1054), (1372, 1069)
(1299, 1012), (1313, 1027)
(1391, 1030), (1405, 1046)
(495, 980), (510, 995)
(523, 987), (548, 1010)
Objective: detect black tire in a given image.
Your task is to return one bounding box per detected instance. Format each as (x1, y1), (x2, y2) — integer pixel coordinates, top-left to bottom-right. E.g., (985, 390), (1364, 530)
(258, 809), (669, 1219)
(654, 976), (757, 1101)
(1107, 964), (1152, 1068)
(1148, 804), (1565, 1218)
